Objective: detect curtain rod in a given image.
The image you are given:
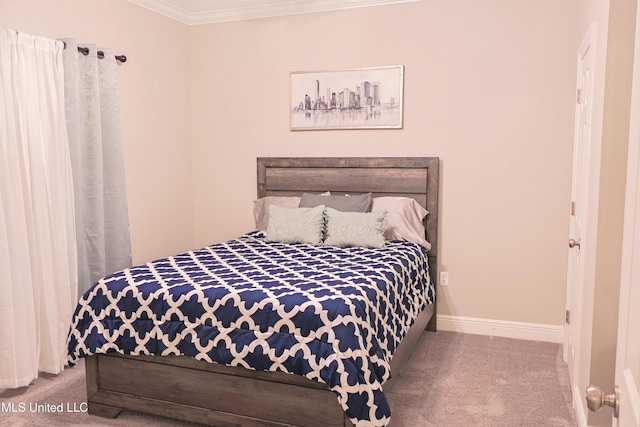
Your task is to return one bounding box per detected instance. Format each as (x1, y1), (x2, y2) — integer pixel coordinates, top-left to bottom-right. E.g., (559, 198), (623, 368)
(61, 41), (127, 63)
(78, 46), (127, 63)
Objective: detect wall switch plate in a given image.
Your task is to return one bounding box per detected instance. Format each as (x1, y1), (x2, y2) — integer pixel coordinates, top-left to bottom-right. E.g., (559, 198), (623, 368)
(440, 271), (449, 287)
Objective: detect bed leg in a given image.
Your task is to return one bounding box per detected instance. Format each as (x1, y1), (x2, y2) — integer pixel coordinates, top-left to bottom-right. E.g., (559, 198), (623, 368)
(88, 402), (123, 418)
(426, 314), (437, 331)
(85, 355), (123, 419)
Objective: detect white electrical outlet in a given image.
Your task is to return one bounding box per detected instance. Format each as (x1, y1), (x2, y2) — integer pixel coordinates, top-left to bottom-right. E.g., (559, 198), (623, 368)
(440, 272), (449, 287)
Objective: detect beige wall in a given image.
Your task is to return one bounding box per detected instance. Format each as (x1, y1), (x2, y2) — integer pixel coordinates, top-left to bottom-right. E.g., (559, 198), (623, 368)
(189, 1), (578, 326)
(0, 0), (194, 264)
(2, 0), (580, 327)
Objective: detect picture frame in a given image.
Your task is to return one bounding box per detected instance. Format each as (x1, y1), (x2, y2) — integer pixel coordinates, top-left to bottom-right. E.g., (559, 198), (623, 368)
(290, 65), (404, 130)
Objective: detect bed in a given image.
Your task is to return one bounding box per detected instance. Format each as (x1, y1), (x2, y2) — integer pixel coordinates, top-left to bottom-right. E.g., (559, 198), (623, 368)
(67, 157), (439, 427)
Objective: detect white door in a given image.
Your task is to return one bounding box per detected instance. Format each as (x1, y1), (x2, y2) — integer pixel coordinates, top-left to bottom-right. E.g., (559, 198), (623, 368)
(565, 24), (596, 386)
(589, 5), (640, 424)
(590, 117), (640, 424)
(612, 7), (640, 423)
(613, 128), (640, 426)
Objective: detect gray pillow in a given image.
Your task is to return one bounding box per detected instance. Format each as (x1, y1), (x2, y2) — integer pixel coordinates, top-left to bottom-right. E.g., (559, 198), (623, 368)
(323, 207), (386, 248)
(266, 205), (325, 245)
(299, 192), (371, 212)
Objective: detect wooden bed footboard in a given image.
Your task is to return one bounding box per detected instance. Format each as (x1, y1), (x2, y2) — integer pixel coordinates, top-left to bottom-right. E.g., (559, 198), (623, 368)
(86, 353), (355, 427)
(85, 304), (434, 427)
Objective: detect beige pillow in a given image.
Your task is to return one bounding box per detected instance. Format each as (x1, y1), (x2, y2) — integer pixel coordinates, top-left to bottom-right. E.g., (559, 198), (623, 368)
(371, 197), (431, 250)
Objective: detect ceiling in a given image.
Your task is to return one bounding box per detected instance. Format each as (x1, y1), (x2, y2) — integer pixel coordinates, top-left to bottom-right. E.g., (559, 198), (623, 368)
(125, 0), (421, 25)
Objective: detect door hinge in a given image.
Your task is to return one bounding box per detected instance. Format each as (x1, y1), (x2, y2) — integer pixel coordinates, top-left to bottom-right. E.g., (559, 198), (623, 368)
(577, 89), (582, 104)
(571, 201), (576, 216)
(566, 309), (571, 324)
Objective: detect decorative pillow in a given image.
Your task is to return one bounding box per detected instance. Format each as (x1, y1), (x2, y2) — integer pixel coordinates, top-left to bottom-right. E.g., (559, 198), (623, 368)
(371, 197), (431, 251)
(254, 196), (300, 231)
(323, 207), (386, 248)
(266, 205), (325, 245)
(299, 192), (372, 212)
(254, 192), (330, 230)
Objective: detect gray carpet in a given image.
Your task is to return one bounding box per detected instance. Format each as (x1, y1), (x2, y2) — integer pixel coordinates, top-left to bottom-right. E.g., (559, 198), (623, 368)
(386, 332), (577, 427)
(0, 331), (577, 427)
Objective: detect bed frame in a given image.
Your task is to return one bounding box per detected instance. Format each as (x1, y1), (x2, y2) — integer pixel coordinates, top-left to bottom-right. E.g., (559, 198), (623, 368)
(84, 157), (439, 427)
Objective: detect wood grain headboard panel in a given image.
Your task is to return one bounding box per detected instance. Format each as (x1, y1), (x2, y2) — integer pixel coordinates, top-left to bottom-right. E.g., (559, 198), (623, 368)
(256, 157), (439, 260)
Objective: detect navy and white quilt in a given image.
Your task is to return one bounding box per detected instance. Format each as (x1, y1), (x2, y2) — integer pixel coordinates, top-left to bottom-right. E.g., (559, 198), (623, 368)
(67, 231), (434, 427)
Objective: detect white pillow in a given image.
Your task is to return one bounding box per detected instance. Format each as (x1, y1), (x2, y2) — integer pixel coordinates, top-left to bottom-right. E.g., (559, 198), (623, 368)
(324, 208), (386, 248)
(371, 197), (431, 251)
(254, 196), (300, 231)
(254, 192), (330, 231)
(266, 205), (325, 245)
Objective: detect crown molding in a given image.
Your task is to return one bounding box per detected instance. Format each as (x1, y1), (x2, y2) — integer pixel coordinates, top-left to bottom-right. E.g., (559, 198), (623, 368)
(126, 0), (422, 25)
(126, 0), (193, 24)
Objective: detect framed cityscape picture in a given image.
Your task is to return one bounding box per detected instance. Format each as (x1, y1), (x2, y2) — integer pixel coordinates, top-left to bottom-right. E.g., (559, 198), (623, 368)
(290, 65), (404, 130)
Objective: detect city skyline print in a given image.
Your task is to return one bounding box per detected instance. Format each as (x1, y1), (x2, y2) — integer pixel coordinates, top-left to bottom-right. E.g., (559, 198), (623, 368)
(290, 65), (404, 130)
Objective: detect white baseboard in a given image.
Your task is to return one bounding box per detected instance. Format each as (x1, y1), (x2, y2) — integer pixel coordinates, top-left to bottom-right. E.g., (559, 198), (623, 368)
(573, 384), (588, 427)
(436, 314), (564, 343)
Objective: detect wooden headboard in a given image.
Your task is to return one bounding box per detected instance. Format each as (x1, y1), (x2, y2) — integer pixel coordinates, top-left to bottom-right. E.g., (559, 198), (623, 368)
(256, 157), (439, 289)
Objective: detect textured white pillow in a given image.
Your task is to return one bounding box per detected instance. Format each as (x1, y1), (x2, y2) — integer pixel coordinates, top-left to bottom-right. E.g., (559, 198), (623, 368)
(323, 207), (386, 248)
(254, 192), (330, 231)
(371, 197), (431, 250)
(254, 196), (301, 231)
(266, 205), (325, 245)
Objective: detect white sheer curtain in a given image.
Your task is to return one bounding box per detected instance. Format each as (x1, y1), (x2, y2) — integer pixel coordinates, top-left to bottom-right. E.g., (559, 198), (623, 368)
(0, 29), (78, 388)
(62, 39), (132, 297)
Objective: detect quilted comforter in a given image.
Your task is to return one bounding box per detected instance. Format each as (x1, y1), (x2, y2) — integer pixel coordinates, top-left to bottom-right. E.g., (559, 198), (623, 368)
(67, 231), (434, 427)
